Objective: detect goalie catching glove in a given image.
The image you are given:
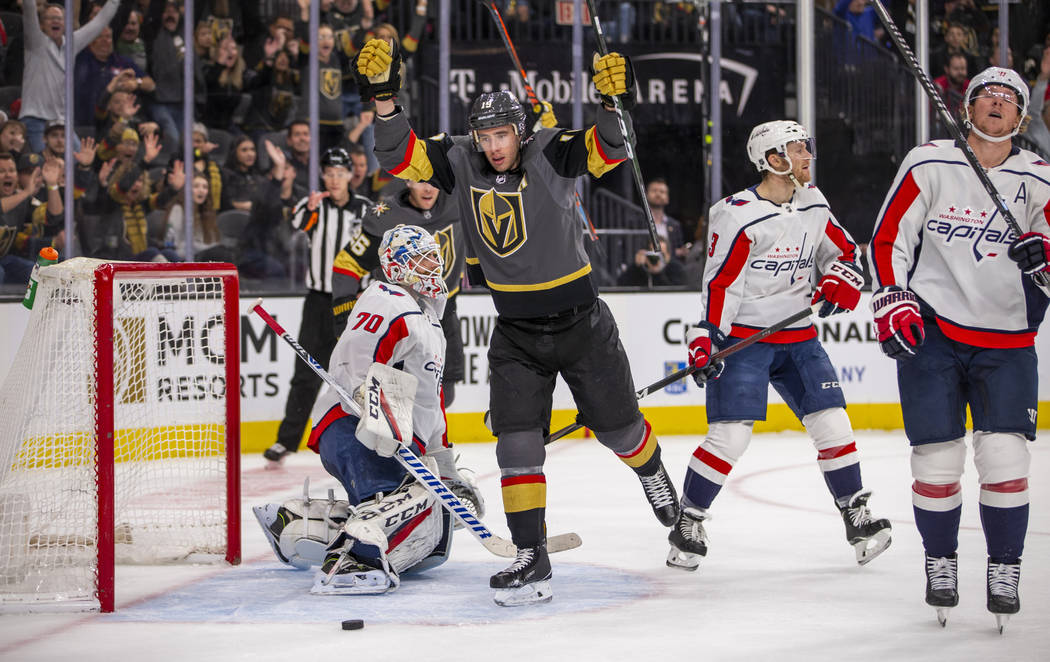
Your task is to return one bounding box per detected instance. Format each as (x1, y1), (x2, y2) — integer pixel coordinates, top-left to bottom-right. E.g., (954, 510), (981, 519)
(591, 52), (636, 110)
(1008, 232), (1050, 276)
(686, 322), (726, 387)
(354, 362), (418, 457)
(811, 261), (864, 317)
(870, 286), (924, 360)
(354, 38), (403, 101)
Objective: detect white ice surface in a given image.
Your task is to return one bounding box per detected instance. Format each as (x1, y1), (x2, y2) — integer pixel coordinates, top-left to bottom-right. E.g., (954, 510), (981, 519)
(0, 432), (1047, 662)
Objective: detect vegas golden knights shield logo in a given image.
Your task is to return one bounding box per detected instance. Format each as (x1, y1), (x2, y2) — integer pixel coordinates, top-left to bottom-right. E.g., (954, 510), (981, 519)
(432, 224), (456, 280)
(470, 187), (526, 256)
(321, 68), (341, 99)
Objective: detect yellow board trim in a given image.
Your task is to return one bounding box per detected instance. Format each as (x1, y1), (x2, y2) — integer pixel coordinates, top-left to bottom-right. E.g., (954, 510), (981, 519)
(502, 482), (547, 513)
(236, 401), (1050, 452)
(486, 263), (592, 292)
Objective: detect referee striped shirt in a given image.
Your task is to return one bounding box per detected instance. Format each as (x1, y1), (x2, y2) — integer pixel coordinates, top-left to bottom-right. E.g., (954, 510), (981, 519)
(291, 193), (370, 293)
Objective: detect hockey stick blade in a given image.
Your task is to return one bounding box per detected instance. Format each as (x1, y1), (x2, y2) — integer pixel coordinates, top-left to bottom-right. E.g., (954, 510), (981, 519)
(868, 0), (1049, 288)
(250, 299), (581, 558)
(546, 304), (819, 444)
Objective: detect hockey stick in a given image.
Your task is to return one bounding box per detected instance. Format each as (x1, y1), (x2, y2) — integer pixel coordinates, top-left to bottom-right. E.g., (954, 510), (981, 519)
(583, 0), (663, 257)
(868, 0), (1049, 287)
(545, 303), (821, 444)
(250, 299), (582, 557)
(475, 0), (542, 113)
(475, 0), (598, 243)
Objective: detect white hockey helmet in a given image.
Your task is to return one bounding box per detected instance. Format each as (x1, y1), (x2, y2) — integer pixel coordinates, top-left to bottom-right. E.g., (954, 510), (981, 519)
(746, 120), (816, 176)
(379, 224), (447, 299)
(964, 66), (1030, 143)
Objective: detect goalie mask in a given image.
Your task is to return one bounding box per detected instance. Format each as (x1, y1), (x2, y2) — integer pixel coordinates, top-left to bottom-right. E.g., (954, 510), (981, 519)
(379, 224), (447, 299)
(964, 66), (1030, 143)
(746, 120), (816, 177)
(468, 90), (527, 152)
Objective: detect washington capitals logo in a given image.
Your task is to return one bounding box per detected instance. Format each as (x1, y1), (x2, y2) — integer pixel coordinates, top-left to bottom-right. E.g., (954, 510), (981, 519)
(927, 204), (1013, 263)
(372, 202), (390, 216)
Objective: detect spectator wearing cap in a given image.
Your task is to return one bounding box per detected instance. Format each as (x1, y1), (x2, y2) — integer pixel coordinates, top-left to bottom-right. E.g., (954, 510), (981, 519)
(74, 26), (155, 130)
(20, 0), (121, 153)
(0, 120), (27, 159)
(97, 139), (177, 263)
(0, 153), (37, 284)
(40, 120), (66, 161)
(191, 123), (223, 212)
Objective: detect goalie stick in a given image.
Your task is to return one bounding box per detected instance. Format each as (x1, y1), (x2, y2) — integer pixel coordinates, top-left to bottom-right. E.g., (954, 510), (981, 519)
(868, 0), (1049, 287)
(249, 299), (581, 558)
(545, 303), (821, 444)
(583, 0), (663, 257)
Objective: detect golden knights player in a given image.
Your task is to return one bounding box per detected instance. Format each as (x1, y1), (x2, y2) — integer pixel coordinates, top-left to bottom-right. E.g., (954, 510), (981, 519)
(329, 181), (486, 519)
(356, 38), (680, 606)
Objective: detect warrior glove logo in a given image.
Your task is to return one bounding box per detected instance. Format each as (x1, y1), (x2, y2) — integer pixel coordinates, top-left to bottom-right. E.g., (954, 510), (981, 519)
(470, 187), (527, 256)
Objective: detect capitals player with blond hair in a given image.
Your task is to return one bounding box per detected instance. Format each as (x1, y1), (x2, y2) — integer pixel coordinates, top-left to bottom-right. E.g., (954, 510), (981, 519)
(254, 225), (467, 595)
(669, 120), (892, 571)
(869, 67), (1050, 630)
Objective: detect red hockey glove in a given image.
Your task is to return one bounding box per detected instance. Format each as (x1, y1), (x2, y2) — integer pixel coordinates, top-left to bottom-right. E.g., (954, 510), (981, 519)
(870, 286), (924, 360)
(812, 261), (864, 317)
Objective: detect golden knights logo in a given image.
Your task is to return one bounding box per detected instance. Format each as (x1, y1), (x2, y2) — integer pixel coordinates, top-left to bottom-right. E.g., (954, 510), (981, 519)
(432, 224), (456, 280)
(470, 187), (526, 256)
(321, 68), (342, 99)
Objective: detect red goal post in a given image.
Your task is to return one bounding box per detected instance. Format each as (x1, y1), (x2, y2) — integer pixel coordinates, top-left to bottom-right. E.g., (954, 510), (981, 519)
(0, 259), (241, 612)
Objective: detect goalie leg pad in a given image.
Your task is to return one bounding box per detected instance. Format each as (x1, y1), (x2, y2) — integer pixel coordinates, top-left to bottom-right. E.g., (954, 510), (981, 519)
(252, 496), (350, 570)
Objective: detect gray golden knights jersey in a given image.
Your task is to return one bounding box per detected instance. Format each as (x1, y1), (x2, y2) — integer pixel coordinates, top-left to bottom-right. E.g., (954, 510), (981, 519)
(373, 106), (629, 318)
(330, 188), (466, 330)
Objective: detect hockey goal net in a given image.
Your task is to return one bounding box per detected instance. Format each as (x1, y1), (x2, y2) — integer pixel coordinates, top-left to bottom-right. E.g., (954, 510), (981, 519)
(0, 259), (241, 612)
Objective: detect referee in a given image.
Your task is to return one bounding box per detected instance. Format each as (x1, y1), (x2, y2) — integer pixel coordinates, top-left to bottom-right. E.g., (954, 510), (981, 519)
(264, 147), (371, 464)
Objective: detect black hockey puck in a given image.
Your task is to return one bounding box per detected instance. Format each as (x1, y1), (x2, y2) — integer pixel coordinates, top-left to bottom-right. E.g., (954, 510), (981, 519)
(341, 619), (364, 631)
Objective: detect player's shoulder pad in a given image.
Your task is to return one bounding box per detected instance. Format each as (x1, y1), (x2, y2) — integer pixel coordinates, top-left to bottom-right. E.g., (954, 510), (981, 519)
(708, 192), (757, 230)
(797, 183), (830, 208)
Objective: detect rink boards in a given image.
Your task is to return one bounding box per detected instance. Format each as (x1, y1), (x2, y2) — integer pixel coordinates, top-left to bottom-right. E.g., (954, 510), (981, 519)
(4, 291), (1050, 449)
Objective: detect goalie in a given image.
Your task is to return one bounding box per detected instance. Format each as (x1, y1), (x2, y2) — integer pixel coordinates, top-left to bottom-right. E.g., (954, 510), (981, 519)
(253, 225), (483, 595)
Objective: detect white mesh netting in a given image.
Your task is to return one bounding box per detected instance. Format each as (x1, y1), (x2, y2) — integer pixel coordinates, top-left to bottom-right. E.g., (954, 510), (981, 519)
(0, 259), (233, 610)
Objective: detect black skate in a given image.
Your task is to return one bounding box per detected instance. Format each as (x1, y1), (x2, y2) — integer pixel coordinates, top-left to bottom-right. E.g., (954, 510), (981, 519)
(986, 559), (1021, 634)
(638, 461), (680, 527)
(666, 507), (709, 571)
(263, 442), (293, 466)
(925, 553), (959, 627)
(490, 544), (552, 607)
(839, 489), (892, 565)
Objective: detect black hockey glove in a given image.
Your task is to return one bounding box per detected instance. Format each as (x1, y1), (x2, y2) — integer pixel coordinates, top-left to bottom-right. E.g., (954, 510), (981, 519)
(1008, 232), (1050, 276)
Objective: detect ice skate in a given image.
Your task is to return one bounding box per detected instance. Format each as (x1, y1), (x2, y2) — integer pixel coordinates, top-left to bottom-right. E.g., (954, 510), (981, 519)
(666, 507), (709, 571)
(924, 553), (959, 627)
(986, 559), (1021, 634)
(262, 442), (293, 468)
(490, 544), (553, 607)
(839, 489), (892, 565)
(310, 549), (396, 595)
(638, 461), (680, 527)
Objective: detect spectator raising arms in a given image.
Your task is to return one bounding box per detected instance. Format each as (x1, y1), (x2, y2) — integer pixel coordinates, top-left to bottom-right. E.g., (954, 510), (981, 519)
(21, 0), (121, 153)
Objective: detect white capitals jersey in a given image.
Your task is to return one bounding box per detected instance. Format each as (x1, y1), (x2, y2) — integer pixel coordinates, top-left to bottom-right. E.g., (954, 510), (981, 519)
(869, 140), (1050, 348)
(310, 281), (448, 452)
(701, 184), (858, 342)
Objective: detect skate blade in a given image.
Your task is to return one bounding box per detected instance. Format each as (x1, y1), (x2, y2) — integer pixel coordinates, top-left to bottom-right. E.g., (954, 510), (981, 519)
(666, 547), (701, 571)
(935, 607), (952, 627)
(854, 530), (892, 565)
(310, 568), (393, 595)
(493, 580), (553, 607)
(995, 613), (1010, 634)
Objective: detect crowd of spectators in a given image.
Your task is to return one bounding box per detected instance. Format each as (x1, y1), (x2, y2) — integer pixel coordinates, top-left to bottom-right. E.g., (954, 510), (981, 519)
(0, 0), (430, 289)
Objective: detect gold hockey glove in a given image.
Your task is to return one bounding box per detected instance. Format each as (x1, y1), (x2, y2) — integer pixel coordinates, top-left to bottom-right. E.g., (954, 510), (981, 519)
(591, 52), (636, 110)
(354, 38), (403, 101)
